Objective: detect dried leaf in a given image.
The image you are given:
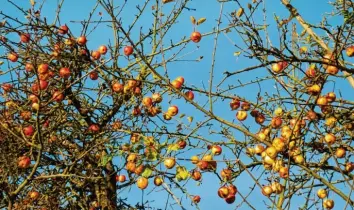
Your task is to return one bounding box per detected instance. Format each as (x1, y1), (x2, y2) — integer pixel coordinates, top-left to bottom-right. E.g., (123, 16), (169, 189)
(197, 17), (206, 25)
(162, 0), (174, 4)
(236, 8), (244, 18)
(30, 0), (35, 6)
(190, 16), (196, 25)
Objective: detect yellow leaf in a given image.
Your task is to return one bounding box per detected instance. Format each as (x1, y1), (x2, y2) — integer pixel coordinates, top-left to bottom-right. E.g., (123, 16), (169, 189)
(190, 16), (196, 25)
(30, 0), (35, 6)
(167, 144), (179, 152)
(233, 51), (241, 56)
(197, 18), (206, 25)
(187, 116), (193, 123)
(236, 8), (244, 18)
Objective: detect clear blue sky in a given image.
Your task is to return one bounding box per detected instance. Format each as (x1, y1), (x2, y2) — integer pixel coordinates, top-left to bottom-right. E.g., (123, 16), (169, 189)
(1, 0), (353, 209)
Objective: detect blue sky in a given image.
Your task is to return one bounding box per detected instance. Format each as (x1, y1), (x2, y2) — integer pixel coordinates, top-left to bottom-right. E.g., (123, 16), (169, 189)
(1, 0), (353, 209)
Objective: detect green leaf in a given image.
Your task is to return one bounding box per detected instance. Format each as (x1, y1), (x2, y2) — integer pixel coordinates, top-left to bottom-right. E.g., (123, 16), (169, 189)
(176, 166), (189, 182)
(167, 144), (179, 152)
(142, 166), (153, 178)
(100, 155), (112, 167)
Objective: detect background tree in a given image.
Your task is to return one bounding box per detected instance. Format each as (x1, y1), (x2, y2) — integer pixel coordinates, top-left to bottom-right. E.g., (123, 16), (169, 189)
(0, 0), (354, 209)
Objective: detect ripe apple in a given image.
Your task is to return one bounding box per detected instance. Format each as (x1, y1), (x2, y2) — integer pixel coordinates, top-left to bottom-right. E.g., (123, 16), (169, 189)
(112, 82), (124, 93)
(18, 156), (31, 168)
(271, 117), (282, 128)
(20, 33), (30, 43)
(98, 45), (108, 55)
(211, 145), (222, 155)
(197, 160), (209, 170)
(59, 67), (71, 79)
(307, 84), (321, 95)
(8, 52), (19, 62)
(89, 71), (99, 80)
(77, 36), (87, 45)
(236, 110), (247, 121)
(127, 153), (137, 162)
(323, 199), (334, 209)
(307, 110), (318, 121)
(2, 83), (13, 92)
(154, 176), (163, 186)
(221, 168), (232, 181)
(142, 97), (153, 107)
(164, 157), (176, 169)
(317, 96), (328, 106)
(335, 147), (346, 158)
(191, 156), (199, 164)
(177, 139), (187, 149)
(132, 107), (141, 116)
(58, 25), (69, 34)
(25, 63), (34, 72)
(175, 76), (185, 85)
(255, 113), (265, 124)
(306, 66), (317, 78)
(52, 91), (64, 102)
(152, 93), (162, 103)
(225, 194), (236, 204)
(137, 177), (148, 190)
(126, 162), (136, 172)
(171, 80), (183, 89)
(29, 191), (39, 200)
(324, 133), (336, 145)
(134, 164), (144, 175)
(317, 188), (327, 199)
(230, 99), (241, 110)
(192, 195), (201, 203)
(345, 162), (354, 172)
(279, 166), (289, 178)
(326, 92), (336, 103)
(218, 186), (229, 198)
(191, 170), (202, 181)
(190, 31), (202, 43)
(261, 185), (273, 197)
(271, 62), (284, 73)
(271, 182), (284, 194)
(326, 65), (339, 75)
(254, 144), (265, 155)
(88, 124), (100, 133)
(265, 146), (278, 158)
(346, 46), (354, 57)
(38, 64), (49, 74)
(185, 90), (194, 100)
(23, 125), (35, 136)
(91, 51), (101, 60)
(241, 102), (250, 111)
(167, 105), (178, 116)
(124, 46), (133, 56)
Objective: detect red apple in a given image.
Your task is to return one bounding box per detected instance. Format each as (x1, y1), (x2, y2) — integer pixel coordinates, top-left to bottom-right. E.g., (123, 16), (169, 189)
(18, 156), (31, 168)
(8, 52), (19, 62)
(77, 36), (87, 45)
(58, 25), (69, 34)
(59, 67), (71, 79)
(23, 125), (35, 136)
(98, 45), (108, 55)
(190, 31), (202, 43)
(91, 51), (101, 60)
(38, 64), (49, 74)
(124, 46), (133, 56)
(20, 33), (30, 43)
